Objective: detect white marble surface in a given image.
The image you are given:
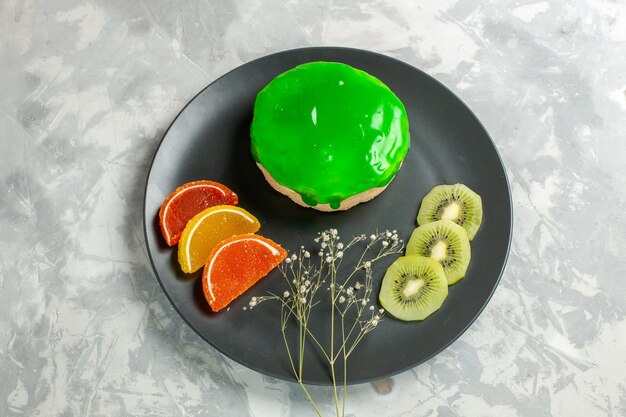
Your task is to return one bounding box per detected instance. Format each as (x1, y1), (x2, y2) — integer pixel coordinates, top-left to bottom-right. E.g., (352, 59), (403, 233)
(2, 0), (626, 416)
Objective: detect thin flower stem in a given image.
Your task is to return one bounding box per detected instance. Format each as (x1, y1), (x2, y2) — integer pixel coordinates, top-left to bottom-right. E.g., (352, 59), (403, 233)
(336, 311), (363, 356)
(281, 315), (298, 377)
(299, 309), (304, 377)
(279, 300), (330, 362)
(297, 380), (323, 417)
(346, 337), (364, 358)
(329, 253), (340, 417)
(282, 322), (322, 417)
(253, 229), (402, 417)
(346, 324), (380, 358)
(342, 359), (347, 417)
(341, 313), (347, 417)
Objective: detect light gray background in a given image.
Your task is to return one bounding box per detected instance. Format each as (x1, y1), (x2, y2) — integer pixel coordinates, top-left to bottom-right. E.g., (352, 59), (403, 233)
(2, 0), (625, 416)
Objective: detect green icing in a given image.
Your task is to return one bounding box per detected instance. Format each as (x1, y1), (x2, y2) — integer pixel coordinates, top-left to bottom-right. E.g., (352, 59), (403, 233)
(250, 61), (410, 208)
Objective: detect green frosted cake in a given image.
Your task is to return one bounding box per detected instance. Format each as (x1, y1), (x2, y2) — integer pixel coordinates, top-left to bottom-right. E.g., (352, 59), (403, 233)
(251, 61), (410, 211)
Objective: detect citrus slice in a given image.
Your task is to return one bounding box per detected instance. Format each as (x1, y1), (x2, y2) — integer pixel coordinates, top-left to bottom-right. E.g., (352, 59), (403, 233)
(202, 234), (287, 312)
(159, 180), (238, 246)
(178, 206), (260, 273)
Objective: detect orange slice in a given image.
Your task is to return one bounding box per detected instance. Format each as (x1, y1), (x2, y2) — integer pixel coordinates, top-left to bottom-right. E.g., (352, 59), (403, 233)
(159, 180), (238, 246)
(202, 234), (287, 312)
(178, 206), (260, 273)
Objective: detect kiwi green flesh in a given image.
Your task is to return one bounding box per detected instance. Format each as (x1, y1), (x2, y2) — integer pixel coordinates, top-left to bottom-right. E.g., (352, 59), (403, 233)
(379, 255), (448, 321)
(406, 220), (471, 285)
(417, 184), (483, 240)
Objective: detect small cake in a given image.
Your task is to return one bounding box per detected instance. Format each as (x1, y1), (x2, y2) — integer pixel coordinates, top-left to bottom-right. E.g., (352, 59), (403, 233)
(251, 61), (410, 211)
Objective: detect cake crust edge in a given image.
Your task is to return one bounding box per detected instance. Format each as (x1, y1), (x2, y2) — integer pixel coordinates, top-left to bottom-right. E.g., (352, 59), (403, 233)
(256, 163), (392, 212)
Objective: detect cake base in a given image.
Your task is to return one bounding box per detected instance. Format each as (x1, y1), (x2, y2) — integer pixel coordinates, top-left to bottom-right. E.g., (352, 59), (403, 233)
(256, 163), (391, 212)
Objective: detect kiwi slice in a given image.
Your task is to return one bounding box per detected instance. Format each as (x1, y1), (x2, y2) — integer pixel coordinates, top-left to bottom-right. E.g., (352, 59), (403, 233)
(379, 255), (448, 321)
(406, 220), (471, 285)
(417, 184), (483, 240)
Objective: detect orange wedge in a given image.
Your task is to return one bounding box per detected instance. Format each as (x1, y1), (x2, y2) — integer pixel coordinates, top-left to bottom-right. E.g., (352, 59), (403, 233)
(159, 180), (238, 246)
(202, 234), (287, 312)
(178, 206), (260, 273)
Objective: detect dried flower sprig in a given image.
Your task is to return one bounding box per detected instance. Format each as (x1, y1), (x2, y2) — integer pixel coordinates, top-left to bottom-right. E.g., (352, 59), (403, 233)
(249, 228), (404, 417)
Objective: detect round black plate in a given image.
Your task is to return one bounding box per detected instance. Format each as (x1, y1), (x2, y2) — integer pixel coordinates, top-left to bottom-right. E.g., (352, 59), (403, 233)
(144, 47), (512, 385)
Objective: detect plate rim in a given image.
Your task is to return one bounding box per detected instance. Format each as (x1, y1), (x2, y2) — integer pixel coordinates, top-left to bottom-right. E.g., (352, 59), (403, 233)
(142, 46), (513, 385)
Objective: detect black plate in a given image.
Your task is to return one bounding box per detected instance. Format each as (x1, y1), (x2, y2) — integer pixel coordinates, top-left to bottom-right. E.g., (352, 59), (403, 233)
(143, 47), (512, 385)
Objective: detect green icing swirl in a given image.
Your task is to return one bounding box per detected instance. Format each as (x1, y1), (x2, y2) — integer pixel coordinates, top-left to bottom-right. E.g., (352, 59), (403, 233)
(251, 61), (410, 209)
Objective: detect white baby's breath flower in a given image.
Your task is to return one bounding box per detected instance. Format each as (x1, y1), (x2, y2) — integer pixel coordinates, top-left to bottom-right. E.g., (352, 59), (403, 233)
(251, 226), (398, 410)
(379, 308), (385, 314)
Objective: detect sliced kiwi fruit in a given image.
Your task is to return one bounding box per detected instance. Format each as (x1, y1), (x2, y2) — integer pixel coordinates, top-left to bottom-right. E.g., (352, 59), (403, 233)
(417, 184), (483, 240)
(406, 220), (471, 285)
(379, 255), (448, 321)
